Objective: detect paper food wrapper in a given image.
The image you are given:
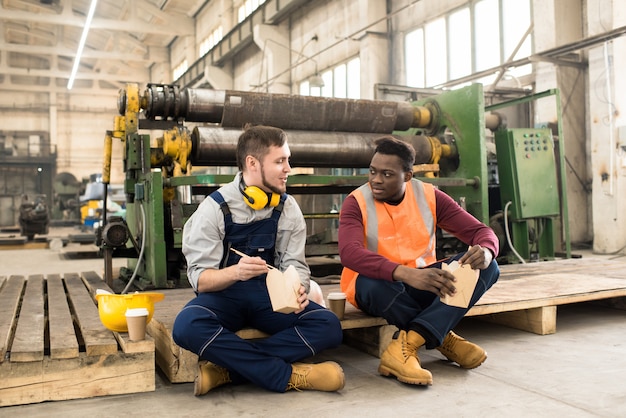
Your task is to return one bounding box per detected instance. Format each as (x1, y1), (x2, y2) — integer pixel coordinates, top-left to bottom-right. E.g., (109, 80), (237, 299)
(440, 260), (479, 308)
(266, 265), (301, 314)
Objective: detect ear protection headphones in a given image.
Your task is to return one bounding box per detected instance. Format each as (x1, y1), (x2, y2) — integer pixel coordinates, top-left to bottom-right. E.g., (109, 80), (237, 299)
(239, 178), (281, 210)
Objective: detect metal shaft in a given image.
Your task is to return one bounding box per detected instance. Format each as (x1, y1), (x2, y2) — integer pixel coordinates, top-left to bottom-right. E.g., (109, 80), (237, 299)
(191, 127), (439, 168)
(142, 85), (433, 132)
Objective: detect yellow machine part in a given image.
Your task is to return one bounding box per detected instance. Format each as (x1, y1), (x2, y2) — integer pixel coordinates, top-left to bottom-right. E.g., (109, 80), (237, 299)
(162, 126), (192, 172)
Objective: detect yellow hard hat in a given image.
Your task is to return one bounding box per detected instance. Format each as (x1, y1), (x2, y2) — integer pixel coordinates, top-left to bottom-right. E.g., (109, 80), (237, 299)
(95, 291), (165, 332)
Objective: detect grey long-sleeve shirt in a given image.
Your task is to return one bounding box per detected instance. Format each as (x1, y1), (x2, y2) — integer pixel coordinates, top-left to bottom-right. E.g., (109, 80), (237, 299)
(182, 173), (311, 292)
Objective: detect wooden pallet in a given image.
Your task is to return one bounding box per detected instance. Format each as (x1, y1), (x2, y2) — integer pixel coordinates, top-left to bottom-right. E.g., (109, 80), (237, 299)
(149, 257), (626, 383)
(471, 257), (626, 334)
(0, 272), (155, 407)
(4, 257), (626, 393)
(148, 286), (388, 383)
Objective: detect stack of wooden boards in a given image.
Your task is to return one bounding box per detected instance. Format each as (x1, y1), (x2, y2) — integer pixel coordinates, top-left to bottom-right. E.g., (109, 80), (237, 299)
(0, 272), (155, 407)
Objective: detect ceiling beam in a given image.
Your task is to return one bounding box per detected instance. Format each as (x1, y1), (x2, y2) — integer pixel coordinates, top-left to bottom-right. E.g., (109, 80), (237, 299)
(0, 65), (149, 82)
(0, 78), (120, 97)
(0, 4), (194, 37)
(0, 40), (167, 63)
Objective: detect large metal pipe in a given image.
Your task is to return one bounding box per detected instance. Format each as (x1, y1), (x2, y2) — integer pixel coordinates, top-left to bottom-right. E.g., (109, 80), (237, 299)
(141, 85), (433, 132)
(191, 127), (442, 168)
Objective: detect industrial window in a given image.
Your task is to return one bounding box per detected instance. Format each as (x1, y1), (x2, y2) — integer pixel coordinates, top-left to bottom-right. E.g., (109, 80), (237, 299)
(299, 57), (360, 99)
(199, 26), (224, 57)
(173, 60), (188, 81)
(237, 0), (267, 23)
(405, 0), (532, 88)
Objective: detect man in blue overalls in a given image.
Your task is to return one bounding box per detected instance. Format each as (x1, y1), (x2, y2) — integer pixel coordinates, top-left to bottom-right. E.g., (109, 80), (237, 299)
(173, 125), (344, 395)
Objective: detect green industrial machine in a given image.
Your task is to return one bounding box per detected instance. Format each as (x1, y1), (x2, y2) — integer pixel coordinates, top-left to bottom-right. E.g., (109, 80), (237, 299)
(487, 89), (570, 264)
(495, 128), (560, 261)
(98, 82), (570, 290)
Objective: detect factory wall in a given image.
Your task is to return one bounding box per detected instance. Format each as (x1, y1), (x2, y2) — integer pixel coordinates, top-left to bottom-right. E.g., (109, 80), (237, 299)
(587, 0), (626, 254)
(165, 0), (625, 253)
(0, 88), (124, 186)
(1, 0), (625, 254)
(533, 0), (590, 245)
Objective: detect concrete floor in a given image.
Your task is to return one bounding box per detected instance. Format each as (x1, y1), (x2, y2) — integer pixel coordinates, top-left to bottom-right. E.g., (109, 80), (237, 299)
(1, 244), (626, 417)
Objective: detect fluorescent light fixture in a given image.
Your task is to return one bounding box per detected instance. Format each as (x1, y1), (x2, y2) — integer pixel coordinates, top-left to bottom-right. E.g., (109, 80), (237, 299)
(67, 0), (99, 90)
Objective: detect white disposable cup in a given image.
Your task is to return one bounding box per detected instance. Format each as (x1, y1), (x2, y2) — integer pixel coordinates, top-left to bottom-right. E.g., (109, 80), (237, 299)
(125, 307), (149, 341)
(327, 292), (347, 320)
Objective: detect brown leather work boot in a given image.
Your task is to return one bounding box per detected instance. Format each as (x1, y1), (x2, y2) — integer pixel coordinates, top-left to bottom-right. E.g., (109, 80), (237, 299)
(286, 361), (345, 392)
(437, 331), (487, 369)
(378, 330), (433, 385)
(194, 361), (232, 396)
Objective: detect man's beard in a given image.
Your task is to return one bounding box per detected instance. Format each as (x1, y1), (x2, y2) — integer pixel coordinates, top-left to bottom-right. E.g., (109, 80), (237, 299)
(261, 168), (285, 195)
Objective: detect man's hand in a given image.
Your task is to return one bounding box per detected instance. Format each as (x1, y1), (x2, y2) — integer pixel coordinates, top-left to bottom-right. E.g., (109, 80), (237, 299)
(459, 245), (493, 270)
(393, 265), (457, 298)
(234, 255), (272, 281)
(294, 285), (309, 314)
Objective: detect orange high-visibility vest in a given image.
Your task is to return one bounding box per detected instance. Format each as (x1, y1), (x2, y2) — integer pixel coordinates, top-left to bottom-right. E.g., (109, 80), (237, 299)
(340, 179), (437, 307)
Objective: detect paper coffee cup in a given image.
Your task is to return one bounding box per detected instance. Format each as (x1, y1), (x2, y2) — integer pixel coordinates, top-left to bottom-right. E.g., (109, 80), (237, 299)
(125, 307), (149, 341)
(327, 292), (346, 320)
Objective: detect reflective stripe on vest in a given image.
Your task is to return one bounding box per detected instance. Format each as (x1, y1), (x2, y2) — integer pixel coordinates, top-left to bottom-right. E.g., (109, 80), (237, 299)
(340, 179), (437, 307)
(359, 180), (436, 265)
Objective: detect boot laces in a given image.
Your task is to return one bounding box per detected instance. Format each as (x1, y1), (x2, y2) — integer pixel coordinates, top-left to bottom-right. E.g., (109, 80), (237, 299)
(286, 369), (309, 391)
(216, 366), (231, 384)
(440, 333), (459, 356)
(402, 338), (420, 361)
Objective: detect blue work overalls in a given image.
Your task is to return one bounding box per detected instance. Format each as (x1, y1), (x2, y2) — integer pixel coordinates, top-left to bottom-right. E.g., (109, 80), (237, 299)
(355, 253), (500, 348)
(172, 191), (342, 392)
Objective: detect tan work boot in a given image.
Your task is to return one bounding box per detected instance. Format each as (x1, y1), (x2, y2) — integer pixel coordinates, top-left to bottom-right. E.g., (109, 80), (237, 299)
(286, 361), (345, 392)
(378, 330), (433, 385)
(436, 331), (487, 369)
(194, 361), (232, 396)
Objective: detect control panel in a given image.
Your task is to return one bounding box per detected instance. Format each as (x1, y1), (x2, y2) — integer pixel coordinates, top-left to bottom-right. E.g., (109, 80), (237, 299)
(495, 128), (560, 220)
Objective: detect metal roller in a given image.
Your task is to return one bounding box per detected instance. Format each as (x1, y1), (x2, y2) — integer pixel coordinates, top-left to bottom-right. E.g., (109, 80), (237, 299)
(191, 126), (442, 168)
(219, 91), (418, 133)
(139, 85), (433, 132)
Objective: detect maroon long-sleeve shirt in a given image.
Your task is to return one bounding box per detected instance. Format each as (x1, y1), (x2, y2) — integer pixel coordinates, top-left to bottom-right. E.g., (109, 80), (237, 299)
(338, 188), (499, 282)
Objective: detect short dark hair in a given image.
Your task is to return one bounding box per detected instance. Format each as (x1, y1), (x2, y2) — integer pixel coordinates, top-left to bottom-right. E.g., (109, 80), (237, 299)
(374, 136), (416, 172)
(236, 124), (288, 171)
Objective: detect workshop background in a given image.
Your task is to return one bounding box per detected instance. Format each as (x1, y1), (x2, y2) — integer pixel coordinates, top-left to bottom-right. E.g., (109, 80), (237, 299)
(0, 0), (624, 257)
(1, 1), (626, 415)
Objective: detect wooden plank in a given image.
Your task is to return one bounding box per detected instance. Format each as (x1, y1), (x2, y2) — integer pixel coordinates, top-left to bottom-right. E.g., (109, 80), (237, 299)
(64, 273), (118, 356)
(0, 357), (44, 405)
(11, 275), (45, 362)
(0, 351), (154, 407)
(344, 324), (398, 358)
(499, 257), (626, 279)
(41, 352), (154, 402)
(0, 275), (25, 364)
(80, 270), (113, 298)
(147, 288), (203, 383)
(148, 316), (197, 383)
(115, 332), (155, 354)
(47, 274), (79, 359)
(469, 274), (626, 316)
(478, 306), (557, 335)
